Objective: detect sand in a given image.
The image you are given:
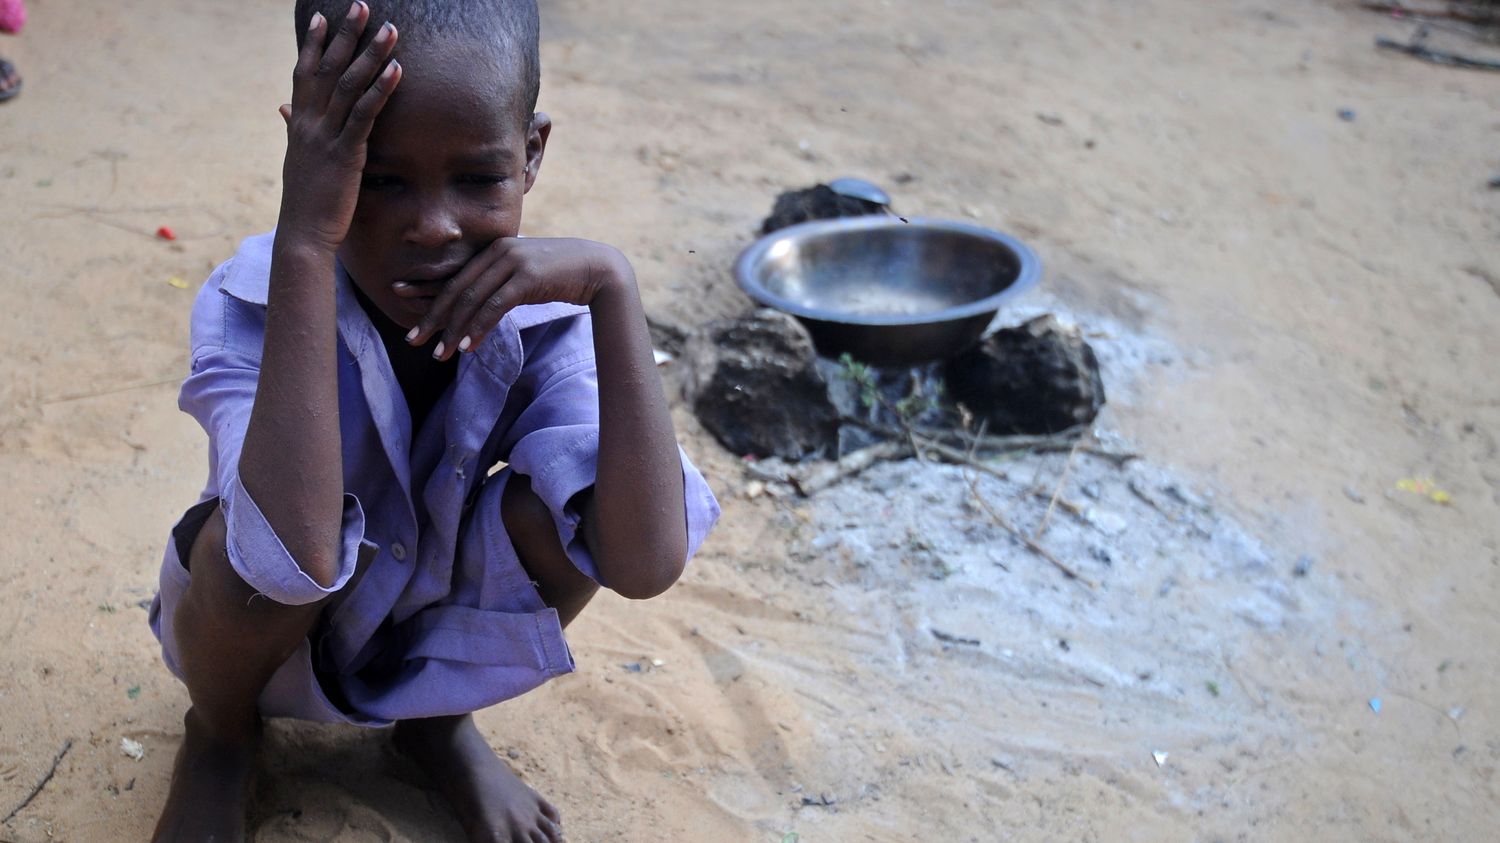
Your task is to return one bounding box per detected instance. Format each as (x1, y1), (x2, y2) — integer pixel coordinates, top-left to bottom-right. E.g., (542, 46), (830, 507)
(2, 0), (1499, 840)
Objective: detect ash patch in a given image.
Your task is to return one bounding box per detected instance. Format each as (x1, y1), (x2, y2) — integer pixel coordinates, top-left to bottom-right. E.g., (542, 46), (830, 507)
(777, 446), (1327, 696)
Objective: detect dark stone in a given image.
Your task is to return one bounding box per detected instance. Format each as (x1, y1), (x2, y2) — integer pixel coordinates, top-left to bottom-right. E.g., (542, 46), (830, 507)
(944, 315), (1105, 434)
(761, 184), (887, 234)
(683, 310), (841, 459)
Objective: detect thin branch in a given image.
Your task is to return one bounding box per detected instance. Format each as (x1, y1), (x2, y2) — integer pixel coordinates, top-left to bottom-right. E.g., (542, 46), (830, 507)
(1034, 440), (1082, 540)
(789, 441), (907, 496)
(41, 376), (181, 406)
(3, 740), (72, 824)
(1359, 2), (1500, 25)
(966, 472), (1094, 588)
(1376, 36), (1500, 71)
(957, 424), (1092, 587)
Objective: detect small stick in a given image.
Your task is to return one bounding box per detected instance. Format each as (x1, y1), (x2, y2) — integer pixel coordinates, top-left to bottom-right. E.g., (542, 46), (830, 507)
(1376, 36), (1500, 72)
(968, 479), (1094, 587)
(1127, 478), (1174, 520)
(41, 376), (181, 406)
(915, 433), (1011, 481)
(866, 421), (1138, 467)
(1029, 488), (1086, 519)
(931, 628), (981, 646)
(961, 420), (1092, 588)
(3, 740), (73, 824)
(1034, 441), (1082, 541)
(790, 441), (908, 496)
(1359, 2), (1500, 25)
(1222, 654), (1265, 710)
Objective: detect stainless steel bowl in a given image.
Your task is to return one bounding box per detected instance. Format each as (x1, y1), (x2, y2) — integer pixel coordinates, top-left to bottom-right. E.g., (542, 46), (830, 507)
(734, 216), (1041, 366)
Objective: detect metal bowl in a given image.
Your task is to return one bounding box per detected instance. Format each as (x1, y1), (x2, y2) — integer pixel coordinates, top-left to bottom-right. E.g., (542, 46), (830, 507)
(734, 216), (1040, 367)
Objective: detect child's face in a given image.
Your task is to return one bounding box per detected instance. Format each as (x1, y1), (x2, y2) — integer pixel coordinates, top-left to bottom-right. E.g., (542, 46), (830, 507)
(339, 40), (548, 330)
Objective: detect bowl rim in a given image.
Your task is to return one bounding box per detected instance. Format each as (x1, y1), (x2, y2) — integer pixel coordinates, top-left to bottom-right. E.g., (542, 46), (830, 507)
(734, 215), (1042, 327)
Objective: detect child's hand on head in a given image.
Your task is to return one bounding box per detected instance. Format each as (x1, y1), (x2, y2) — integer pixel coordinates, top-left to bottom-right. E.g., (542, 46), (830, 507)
(278, 1), (401, 255)
(402, 237), (633, 360)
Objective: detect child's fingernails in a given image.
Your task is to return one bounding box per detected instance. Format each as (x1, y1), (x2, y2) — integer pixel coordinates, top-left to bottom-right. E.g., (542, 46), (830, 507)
(433, 342), (446, 359)
(382, 60), (399, 81)
(458, 336), (472, 353)
(348, 2), (363, 21)
(309, 12), (325, 31)
(405, 327), (419, 343)
(377, 21), (393, 42)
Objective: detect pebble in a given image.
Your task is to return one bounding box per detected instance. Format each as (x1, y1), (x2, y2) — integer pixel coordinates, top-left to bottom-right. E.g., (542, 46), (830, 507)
(1087, 509), (1128, 536)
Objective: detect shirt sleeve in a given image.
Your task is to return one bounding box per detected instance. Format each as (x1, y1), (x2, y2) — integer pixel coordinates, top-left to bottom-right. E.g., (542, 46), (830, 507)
(498, 313), (720, 587)
(180, 305), (367, 606)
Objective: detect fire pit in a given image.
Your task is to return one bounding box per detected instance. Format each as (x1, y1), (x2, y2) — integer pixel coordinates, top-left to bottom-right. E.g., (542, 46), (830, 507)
(734, 216), (1040, 367)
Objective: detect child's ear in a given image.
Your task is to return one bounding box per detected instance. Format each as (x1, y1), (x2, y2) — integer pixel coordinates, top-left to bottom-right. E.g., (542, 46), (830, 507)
(523, 112), (551, 194)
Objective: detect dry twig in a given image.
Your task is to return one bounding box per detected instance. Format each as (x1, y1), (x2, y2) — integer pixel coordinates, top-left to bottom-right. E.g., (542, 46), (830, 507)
(1376, 36), (1500, 70)
(41, 376), (181, 406)
(1034, 441), (1082, 540)
(1359, 2), (1500, 25)
(958, 423), (1093, 587)
(3, 740), (72, 824)
(789, 441), (908, 496)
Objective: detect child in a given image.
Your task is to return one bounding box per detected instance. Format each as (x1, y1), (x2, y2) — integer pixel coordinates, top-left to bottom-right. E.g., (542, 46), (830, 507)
(145, 2), (720, 840)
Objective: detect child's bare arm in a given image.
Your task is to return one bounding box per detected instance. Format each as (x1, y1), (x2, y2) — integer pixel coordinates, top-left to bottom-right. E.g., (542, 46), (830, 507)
(239, 5), (400, 587)
(406, 240), (690, 598)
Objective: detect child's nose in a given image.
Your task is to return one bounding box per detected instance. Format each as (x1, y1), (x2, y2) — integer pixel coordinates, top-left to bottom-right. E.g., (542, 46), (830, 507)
(403, 200), (462, 247)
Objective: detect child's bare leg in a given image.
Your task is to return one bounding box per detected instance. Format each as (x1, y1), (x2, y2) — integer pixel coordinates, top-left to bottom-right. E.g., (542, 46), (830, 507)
(394, 474), (595, 843)
(153, 505), (326, 843)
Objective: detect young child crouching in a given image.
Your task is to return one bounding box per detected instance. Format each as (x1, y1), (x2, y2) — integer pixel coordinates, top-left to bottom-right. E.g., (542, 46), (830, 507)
(146, 2), (719, 840)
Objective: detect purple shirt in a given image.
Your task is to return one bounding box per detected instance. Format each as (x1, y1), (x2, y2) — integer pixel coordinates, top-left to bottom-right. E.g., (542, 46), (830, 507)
(150, 233), (719, 724)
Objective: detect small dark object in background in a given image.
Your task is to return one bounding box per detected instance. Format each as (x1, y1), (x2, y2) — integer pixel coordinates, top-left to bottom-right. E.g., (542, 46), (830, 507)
(682, 310), (841, 459)
(761, 184), (888, 234)
(1487, 174), (1500, 190)
(1338, 107), (1357, 122)
(945, 315), (1106, 434)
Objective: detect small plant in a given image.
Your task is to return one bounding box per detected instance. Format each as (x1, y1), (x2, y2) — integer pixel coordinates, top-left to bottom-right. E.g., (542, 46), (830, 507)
(837, 353), (880, 411)
(837, 353), (948, 430)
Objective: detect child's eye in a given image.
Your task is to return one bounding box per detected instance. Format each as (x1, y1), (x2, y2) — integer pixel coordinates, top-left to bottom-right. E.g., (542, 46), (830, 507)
(460, 174), (507, 188)
(361, 174), (401, 191)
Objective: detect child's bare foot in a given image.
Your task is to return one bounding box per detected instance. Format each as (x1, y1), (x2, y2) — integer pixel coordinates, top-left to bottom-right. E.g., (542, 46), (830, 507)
(394, 714), (563, 843)
(151, 708), (257, 843)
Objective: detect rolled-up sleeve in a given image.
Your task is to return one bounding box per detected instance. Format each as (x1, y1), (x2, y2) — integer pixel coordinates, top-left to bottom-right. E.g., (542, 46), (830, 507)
(499, 314), (720, 586)
(180, 343), (366, 606)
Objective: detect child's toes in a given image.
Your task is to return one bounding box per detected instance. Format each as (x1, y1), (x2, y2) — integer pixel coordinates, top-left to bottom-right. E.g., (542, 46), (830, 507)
(538, 796), (560, 824)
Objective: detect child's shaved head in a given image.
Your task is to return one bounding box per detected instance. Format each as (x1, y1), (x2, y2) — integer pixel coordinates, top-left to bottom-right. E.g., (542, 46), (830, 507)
(293, 0), (541, 124)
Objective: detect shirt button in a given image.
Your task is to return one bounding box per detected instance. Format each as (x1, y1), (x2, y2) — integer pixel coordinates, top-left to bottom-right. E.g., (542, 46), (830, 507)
(391, 542), (407, 561)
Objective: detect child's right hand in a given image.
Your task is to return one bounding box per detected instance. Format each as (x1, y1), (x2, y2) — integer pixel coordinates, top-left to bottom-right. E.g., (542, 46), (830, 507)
(277, 2), (401, 255)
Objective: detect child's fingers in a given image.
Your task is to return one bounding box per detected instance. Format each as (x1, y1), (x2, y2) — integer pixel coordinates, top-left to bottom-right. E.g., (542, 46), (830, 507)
(447, 276), (528, 359)
(407, 246), (508, 347)
(340, 57), (401, 145)
(278, 103), (292, 127)
(290, 12), (327, 112)
(437, 256), (513, 350)
(329, 21), (397, 131)
(312, 2), (370, 108)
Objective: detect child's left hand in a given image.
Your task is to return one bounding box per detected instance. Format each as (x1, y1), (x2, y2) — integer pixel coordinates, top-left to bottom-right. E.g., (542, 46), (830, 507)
(399, 237), (631, 360)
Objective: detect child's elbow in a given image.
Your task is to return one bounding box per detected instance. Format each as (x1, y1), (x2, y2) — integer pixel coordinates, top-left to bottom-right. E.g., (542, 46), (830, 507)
(610, 551), (687, 601)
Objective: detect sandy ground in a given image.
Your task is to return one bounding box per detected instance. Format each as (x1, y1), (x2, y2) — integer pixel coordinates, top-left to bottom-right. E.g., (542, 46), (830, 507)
(3, 0), (1499, 840)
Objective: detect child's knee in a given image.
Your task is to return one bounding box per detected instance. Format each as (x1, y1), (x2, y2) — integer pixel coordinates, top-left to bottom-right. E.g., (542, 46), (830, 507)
(180, 504), (323, 628)
(500, 472), (554, 545)
(501, 474), (594, 598)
